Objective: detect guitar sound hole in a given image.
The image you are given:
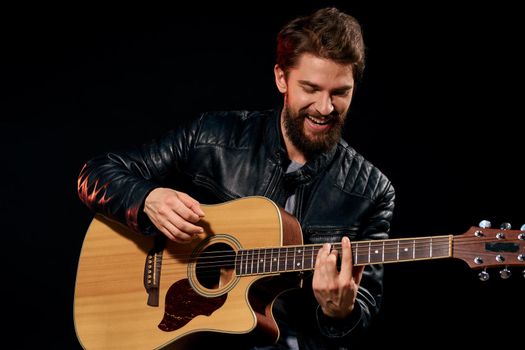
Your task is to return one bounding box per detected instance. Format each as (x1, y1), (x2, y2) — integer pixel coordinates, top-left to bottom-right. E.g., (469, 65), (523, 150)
(195, 243), (235, 290)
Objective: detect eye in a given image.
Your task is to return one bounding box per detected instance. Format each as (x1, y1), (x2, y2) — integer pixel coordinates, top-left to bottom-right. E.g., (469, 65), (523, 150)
(332, 89), (350, 97)
(303, 86), (317, 94)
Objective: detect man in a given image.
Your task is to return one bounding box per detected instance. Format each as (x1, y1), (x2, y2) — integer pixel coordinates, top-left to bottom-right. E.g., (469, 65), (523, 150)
(78, 7), (395, 349)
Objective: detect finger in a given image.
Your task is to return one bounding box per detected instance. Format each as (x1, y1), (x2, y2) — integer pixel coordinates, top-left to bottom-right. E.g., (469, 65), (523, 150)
(158, 222), (194, 243)
(177, 192), (206, 217)
(315, 243), (331, 268)
(325, 248), (339, 274)
(172, 200), (202, 223)
(168, 214), (204, 235)
(339, 236), (352, 280)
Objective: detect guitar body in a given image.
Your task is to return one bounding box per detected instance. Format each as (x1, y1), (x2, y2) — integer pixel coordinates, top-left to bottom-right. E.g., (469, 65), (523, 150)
(74, 196), (303, 349)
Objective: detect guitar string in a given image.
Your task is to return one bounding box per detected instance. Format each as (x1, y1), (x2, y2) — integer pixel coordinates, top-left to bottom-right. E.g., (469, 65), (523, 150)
(158, 246), (522, 274)
(160, 249), (517, 272)
(159, 246), (522, 279)
(156, 236), (522, 262)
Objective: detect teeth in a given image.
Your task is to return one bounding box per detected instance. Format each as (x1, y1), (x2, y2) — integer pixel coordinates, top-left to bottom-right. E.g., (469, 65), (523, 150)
(307, 115), (330, 125)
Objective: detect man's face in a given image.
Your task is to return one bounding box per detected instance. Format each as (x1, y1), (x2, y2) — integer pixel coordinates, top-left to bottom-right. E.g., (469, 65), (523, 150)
(275, 53), (354, 159)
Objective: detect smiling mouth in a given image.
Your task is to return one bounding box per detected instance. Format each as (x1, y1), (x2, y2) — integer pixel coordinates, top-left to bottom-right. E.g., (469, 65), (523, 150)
(307, 115), (333, 125)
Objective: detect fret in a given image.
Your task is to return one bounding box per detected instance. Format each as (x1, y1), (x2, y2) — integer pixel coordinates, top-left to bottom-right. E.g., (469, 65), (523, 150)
(354, 243), (359, 265)
(414, 238), (431, 259)
(277, 247), (281, 271)
(369, 241), (384, 264)
(236, 250), (243, 275)
(243, 250), (248, 275)
(262, 248), (268, 273)
(244, 250), (249, 275)
(283, 248), (290, 271)
(295, 247), (304, 270)
(398, 240), (414, 262)
(301, 247), (305, 270)
(248, 250), (251, 274)
(307, 245), (315, 269)
(267, 248), (272, 273)
(250, 249), (254, 274)
(383, 240), (399, 263)
(252, 249), (256, 274)
(288, 247), (295, 271)
(290, 247), (296, 270)
(255, 249), (260, 274)
(271, 248), (278, 272)
(258, 249), (263, 274)
(432, 236), (451, 258)
(258, 249), (262, 273)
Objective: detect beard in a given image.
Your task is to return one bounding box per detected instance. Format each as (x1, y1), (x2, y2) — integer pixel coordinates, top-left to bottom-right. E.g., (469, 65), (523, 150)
(282, 104), (345, 160)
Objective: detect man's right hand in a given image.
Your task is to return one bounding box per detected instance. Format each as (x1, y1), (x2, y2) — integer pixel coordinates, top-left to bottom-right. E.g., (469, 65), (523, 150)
(143, 188), (205, 243)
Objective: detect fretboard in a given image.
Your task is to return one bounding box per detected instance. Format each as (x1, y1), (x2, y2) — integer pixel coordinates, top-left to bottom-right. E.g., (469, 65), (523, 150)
(235, 235), (452, 276)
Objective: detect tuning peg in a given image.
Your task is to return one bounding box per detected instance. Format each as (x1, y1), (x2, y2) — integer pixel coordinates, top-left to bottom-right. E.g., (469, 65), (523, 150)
(478, 269), (490, 282)
(500, 222), (512, 230)
(478, 220), (491, 228)
(499, 267), (511, 279)
(520, 224), (525, 231)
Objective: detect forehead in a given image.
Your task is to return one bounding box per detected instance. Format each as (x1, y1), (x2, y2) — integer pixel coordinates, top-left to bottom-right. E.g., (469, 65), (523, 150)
(288, 53), (354, 87)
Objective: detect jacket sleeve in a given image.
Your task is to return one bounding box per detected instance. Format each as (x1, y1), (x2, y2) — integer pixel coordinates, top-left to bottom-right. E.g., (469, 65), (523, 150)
(77, 116), (202, 234)
(312, 180), (395, 348)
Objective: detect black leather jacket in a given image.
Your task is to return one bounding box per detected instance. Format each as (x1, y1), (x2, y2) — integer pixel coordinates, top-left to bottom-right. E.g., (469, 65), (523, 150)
(78, 108), (395, 349)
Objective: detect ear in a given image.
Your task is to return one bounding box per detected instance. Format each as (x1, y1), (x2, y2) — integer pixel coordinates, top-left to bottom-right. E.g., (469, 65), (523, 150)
(274, 64), (287, 93)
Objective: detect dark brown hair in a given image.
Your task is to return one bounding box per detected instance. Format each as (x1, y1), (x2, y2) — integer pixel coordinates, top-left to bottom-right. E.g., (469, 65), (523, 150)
(276, 7), (365, 81)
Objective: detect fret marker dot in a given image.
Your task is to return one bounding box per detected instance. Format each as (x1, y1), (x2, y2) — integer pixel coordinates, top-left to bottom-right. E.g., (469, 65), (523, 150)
(404, 248), (408, 252)
(296, 262), (301, 266)
(260, 259), (264, 263)
(273, 258), (277, 261)
(374, 250), (379, 254)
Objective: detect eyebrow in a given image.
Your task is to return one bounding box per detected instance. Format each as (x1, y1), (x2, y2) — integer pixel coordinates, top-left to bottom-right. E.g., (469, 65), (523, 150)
(298, 80), (353, 92)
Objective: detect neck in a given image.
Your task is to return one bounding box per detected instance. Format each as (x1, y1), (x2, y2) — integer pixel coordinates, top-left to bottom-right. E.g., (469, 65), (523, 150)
(235, 235), (453, 276)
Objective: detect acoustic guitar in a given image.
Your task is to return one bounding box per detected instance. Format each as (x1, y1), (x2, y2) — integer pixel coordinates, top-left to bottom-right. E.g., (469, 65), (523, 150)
(74, 196), (525, 349)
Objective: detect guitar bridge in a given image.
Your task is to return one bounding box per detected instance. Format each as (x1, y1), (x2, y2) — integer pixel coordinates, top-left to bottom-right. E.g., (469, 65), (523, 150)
(144, 236), (165, 306)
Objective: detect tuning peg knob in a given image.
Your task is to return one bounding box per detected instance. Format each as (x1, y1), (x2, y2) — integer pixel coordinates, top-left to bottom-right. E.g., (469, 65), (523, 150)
(520, 224), (525, 231)
(500, 222), (512, 230)
(478, 270), (490, 281)
(479, 220), (491, 228)
(499, 268), (511, 279)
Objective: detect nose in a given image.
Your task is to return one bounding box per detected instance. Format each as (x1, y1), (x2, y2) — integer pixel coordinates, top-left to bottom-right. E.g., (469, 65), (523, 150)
(314, 92), (334, 116)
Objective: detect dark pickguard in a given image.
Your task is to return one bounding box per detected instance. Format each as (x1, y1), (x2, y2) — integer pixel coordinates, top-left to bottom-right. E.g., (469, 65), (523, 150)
(158, 279), (227, 332)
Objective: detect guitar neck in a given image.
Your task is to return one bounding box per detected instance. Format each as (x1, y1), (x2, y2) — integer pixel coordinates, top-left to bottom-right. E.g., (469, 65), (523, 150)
(235, 235), (453, 276)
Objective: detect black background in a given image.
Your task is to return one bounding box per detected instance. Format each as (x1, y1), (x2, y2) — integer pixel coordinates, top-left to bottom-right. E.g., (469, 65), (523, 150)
(2, 1), (523, 349)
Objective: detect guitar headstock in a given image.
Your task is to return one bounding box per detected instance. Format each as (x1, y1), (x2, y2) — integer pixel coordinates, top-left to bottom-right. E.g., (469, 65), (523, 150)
(453, 222), (525, 280)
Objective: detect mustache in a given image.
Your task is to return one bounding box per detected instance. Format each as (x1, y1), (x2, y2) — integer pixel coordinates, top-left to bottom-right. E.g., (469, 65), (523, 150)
(298, 109), (344, 124)
(298, 109), (342, 121)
